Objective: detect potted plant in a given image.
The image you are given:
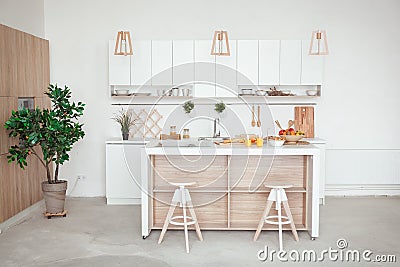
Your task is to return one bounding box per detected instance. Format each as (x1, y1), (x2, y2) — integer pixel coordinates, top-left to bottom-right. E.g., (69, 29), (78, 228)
(182, 101), (194, 115)
(4, 84), (85, 214)
(112, 108), (137, 140)
(215, 101), (226, 114)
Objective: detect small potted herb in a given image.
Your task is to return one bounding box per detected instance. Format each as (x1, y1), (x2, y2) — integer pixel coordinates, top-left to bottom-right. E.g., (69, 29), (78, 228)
(182, 101), (194, 114)
(215, 101), (226, 114)
(112, 109), (137, 140)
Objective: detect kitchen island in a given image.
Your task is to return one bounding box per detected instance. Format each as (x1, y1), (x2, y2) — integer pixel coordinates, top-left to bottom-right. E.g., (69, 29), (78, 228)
(141, 141), (320, 240)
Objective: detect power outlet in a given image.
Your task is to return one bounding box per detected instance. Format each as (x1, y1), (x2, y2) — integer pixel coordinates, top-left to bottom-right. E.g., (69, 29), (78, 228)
(77, 174), (86, 180)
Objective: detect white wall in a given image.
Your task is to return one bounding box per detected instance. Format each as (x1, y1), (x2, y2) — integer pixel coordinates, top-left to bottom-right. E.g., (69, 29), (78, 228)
(43, 0), (400, 196)
(0, 0), (45, 37)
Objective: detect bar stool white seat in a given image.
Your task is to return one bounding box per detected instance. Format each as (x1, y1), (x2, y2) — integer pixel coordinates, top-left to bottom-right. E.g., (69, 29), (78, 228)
(253, 184), (299, 251)
(158, 182), (203, 253)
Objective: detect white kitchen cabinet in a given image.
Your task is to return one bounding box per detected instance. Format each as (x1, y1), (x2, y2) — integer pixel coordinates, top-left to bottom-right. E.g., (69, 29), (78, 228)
(109, 40), (130, 85)
(237, 40), (258, 85)
(301, 40), (323, 85)
(279, 40), (302, 85)
(194, 40), (216, 97)
(216, 40), (237, 97)
(173, 40), (194, 86)
(258, 40), (280, 85)
(131, 40), (152, 86)
(151, 40), (173, 85)
(106, 142), (144, 204)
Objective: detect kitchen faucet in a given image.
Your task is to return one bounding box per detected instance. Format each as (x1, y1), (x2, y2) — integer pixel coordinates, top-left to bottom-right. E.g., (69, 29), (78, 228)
(213, 118), (220, 138)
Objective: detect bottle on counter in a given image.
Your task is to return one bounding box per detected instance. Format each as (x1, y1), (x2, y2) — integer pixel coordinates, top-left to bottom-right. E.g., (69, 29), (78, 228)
(182, 128), (190, 139)
(170, 125), (176, 136)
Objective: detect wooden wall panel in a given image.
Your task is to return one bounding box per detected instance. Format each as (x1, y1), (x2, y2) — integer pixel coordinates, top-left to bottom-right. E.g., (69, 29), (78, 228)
(0, 24), (50, 223)
(0, 97), (17, 155)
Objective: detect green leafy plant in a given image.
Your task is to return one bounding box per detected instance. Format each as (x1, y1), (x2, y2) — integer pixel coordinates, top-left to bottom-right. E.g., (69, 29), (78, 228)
(4, 84), (85, 184)
(182, 101), (194, 114)
(112, 109), (137, 135)
(215, 102), (226, 114)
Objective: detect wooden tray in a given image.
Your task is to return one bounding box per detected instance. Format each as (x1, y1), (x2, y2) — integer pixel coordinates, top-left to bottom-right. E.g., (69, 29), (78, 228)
(284, 141), (310, 146)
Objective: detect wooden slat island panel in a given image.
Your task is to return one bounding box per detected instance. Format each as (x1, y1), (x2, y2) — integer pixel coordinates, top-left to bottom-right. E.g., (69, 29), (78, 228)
(141, 144), (321, 239)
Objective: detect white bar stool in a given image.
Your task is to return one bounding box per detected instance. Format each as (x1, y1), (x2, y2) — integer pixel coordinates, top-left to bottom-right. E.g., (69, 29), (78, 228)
(253, 184), (299, 251)
(158, 182), (203, 253)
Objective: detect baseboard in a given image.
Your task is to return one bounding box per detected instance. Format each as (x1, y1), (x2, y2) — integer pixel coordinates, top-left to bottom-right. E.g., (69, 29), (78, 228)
(325, 184), (400, 196)
(106, 198), (141, 205)
(0, 199), (44, 234)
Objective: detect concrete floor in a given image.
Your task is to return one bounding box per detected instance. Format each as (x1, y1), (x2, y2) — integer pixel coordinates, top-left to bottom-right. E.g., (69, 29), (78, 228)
(0, 197), (399, 267)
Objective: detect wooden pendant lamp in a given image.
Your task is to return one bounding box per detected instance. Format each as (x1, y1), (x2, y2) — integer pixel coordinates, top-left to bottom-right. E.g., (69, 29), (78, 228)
(114, 31), (133, 56)
(309, 30), (329, 55)
(211, 30), (230, 56)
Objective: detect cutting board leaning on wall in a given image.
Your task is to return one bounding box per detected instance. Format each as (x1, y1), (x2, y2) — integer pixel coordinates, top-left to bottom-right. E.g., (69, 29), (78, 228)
(294, 106), (314, 138)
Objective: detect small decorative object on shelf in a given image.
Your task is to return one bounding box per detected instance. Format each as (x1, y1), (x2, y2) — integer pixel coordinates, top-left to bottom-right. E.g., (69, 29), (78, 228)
(214, 101), (226, 114)
(182, 101), (194, 114)
(112, 108), (137, 140)
(267, 86), (295, 96)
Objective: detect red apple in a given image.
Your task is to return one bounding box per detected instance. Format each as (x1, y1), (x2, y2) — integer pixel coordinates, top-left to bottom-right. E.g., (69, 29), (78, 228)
(279, 129), (285, 135)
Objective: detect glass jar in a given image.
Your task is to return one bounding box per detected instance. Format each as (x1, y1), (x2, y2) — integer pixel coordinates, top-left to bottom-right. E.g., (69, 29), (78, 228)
(170, 125), (176, 136)
(182, 128), (190, 139)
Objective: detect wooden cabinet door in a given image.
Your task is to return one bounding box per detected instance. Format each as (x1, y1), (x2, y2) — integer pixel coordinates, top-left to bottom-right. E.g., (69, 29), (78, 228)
(151, 40), (173, 86)
(194, 40), (216, 97)
(172, 40), (194, 86)
(237, 40), (258, 85)
(279, 40), (301, 85)
(216, 40), (237, 97)
(131, 40), (152, 86)
(258, 40), (280, 85)
(109, 40), (131, 85)
(301, 40), (323, 85)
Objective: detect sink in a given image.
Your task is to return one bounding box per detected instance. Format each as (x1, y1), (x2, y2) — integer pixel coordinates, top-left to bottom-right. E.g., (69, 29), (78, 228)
(198, 137), (230, 142)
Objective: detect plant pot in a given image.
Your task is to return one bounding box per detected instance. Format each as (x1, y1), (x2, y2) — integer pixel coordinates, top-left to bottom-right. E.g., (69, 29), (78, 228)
(122, 132), (129, 140)
(42, 180), (67, 214)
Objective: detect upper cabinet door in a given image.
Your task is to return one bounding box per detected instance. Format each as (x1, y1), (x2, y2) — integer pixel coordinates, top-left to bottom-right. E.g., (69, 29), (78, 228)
(301, 40), (323, 85)
(172, 40), (194, 86)
(109, 40), (130, 85)
(237, 40), (258, 85)
(258, 40), (280, 85)
(131, 40), (152, 86)
(151, 40), (173, 85)
(216, 40), (237, 97)
(279, 40), (301, 85)
(194, 40), (216, 97)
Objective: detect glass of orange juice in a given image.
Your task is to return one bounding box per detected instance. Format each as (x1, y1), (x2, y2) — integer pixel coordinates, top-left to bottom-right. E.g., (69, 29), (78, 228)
(256, 137), (263, 147)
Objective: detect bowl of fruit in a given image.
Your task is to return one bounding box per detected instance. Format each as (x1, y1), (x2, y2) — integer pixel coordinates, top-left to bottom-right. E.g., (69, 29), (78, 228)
(269, 136), (285, 147)
(279, 128), (305, 142)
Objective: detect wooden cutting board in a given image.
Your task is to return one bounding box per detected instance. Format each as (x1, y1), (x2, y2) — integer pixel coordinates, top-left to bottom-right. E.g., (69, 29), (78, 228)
(294, 106), (314, 138)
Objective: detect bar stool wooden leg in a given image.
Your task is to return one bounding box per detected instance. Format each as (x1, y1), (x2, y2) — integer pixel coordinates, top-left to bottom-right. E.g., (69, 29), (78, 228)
(181, 191), (190, 253)
(188, 201), (203, 241)
(283, 201), (299, 242)
(254, 200), (274, 241)
(158, 201), (178, 244)
(277, 198), (283, 251)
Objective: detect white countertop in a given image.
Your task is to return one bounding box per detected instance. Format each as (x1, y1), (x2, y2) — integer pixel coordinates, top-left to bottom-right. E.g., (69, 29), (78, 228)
(106, 137), (326, 146)
(144, 140), (320, 156)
